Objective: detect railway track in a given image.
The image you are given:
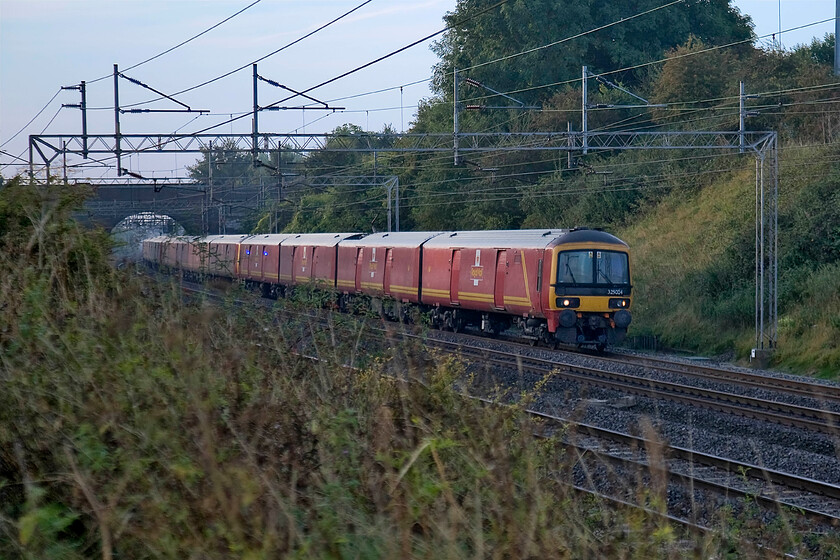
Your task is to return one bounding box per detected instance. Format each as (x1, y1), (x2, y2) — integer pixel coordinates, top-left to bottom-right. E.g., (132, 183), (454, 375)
(525, 407), (840, 527)
(185, 278), (840, 434)
(182, 278), (840, 434)
(420, 336), (840, 434)
(602, 349), (840, 404)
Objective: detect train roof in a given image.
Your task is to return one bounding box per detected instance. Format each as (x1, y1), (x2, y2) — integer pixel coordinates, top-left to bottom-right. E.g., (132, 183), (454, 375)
(555, 228), (628, 247)
(421, 228), (627, 250)
(422, 229), (571, 250)
(281, 232), (363, 247)
(340, 231), (445, 249)
(143, 235), (196, 244)
(205, 234), (252, 244)
(237, 234), (296, 245)
(143, 229), (627, 249)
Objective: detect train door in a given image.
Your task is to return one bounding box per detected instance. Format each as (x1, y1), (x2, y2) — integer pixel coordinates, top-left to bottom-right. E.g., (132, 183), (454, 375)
(384, 248), (393, 296)
(259, 245), (268, 281)
(313, 246), (323, 282)
(252, 245), (262, 278)
(239, 245), (251, 276)
(289, 246), (298, 283)
(494, 250), (507, 309)
(354, 247), (364, 291)
(450, 249), (461, 304)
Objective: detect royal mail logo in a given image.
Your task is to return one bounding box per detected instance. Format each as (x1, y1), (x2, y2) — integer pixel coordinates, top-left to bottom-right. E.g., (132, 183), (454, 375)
(470, 250), (483, 286)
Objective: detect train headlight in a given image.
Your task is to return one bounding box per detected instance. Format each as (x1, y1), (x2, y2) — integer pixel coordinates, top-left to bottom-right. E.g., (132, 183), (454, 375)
(556, 297), (580, 308)
(608, 298), (630, 309)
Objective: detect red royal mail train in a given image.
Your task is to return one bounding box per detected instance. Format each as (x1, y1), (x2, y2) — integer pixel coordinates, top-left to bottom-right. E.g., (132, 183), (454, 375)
(142, 228), (632, 349)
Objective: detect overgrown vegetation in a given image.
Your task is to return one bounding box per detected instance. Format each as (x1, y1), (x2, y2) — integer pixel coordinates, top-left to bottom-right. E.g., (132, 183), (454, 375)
(3, 178), (837, 557)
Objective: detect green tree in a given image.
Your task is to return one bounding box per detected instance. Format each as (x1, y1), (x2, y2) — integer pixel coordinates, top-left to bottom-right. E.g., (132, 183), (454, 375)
(280, 125), (408, 233)
(739, 35), (840, 143)
(188, 139), (266, 187)
(649, 36), (739, 127)
(430, 0), (754, 109)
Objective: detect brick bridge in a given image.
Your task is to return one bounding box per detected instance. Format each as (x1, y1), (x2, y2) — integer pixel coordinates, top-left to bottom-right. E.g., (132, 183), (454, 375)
(74, 181), (279, 234)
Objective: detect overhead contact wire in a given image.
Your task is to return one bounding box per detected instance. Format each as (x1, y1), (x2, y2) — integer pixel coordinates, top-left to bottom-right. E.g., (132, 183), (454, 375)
(117, 0), (375, 110)
(189, 0), (516, 135)
(0, 88), (62, 149)
(87, 0), (265, 85)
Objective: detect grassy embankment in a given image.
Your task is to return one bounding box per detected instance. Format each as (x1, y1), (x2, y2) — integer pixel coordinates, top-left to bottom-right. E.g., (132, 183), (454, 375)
(2, 180), (837, 557)
(621, 143), (840, 378)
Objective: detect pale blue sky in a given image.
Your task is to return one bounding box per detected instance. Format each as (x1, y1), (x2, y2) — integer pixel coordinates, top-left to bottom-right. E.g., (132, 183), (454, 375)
(0, 0), (835, 178)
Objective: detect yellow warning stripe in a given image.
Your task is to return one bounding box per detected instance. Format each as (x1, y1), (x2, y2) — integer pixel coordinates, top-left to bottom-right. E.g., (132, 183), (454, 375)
(279, 273), (293, 281)
(360, 281), (383, 290)
(422, 288), (450, 297)
(520, 250), (531, 303)
(263, 272), (278, 279)
(336, 279), (355, 288)
(458, 292), (494, 303)
(390, 285), (418, 296)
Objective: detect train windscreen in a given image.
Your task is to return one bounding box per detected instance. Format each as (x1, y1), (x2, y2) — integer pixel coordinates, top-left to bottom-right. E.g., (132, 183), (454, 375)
(556, 250), (629, 287)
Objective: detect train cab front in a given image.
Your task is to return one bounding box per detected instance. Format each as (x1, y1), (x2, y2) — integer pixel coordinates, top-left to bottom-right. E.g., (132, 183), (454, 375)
(548, 229), (632, 350)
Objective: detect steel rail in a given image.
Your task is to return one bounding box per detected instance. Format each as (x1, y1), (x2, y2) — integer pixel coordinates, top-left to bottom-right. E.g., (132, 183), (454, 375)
(602, 350), (840, 403)
(528, 409), (840, 510)
(561, 430), (840, 526)
(427, 339), (840, 433)
(176, 279), (839, 434)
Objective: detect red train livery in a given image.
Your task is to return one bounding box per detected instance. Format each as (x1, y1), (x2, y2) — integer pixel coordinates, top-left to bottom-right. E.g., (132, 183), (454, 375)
(143, 228), (632, 348)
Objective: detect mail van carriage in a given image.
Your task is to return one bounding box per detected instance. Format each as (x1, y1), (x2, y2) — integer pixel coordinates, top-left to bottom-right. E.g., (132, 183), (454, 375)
(417, 228), (632, 349)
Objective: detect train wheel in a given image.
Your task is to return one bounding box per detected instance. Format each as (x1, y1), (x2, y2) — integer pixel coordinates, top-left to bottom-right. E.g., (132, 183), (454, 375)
(431, 310), (444, 330)
(540, 331), (557, 350)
